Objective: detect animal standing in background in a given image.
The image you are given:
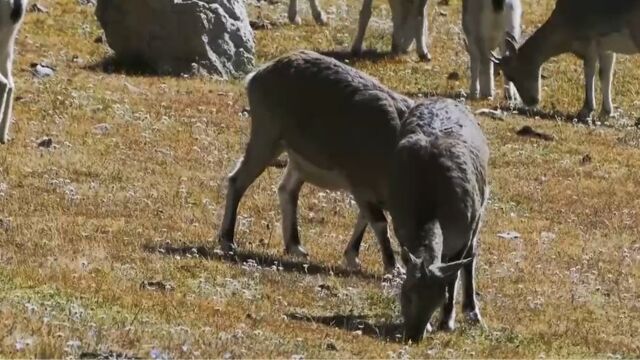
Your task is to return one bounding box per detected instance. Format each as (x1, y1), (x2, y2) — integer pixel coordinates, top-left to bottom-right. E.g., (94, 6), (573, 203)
(287, 0), (326, 25)
(390, 99), (489, 342)
(462, 0), (522, 100)
(351, 0), (431, 61)
(0, 0), (27, 144)
(494, 0), (640, 119)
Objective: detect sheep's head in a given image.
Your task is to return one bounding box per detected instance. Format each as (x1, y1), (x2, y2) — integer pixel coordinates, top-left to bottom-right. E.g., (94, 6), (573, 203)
(400, 248), (471, 343)
(493, 34), (542, 107)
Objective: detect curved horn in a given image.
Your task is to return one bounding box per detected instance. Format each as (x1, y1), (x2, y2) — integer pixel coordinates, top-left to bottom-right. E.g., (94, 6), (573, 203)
(490, 50), (502, 65)
(505, 32), (519, 55)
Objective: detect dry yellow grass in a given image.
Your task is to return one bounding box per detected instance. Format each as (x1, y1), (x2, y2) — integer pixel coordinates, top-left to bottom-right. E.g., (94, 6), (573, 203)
(0, 0), (638, 358)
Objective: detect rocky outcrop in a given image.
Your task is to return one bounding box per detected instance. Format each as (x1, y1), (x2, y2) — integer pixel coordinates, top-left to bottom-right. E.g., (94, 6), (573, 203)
(96, 0), (255, 78)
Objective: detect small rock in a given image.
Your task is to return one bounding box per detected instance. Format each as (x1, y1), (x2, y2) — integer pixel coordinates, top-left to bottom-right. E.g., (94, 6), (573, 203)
(540, 231), (556, 242)
(0, 218), (12, 232)
(497, 231), (521, 240)
(475, 108), (505, 120)
(28, 3), (49, 13)
(249, 19), (272, 30)
(140, 280), (175, 292)
(93, 123), (111, 135)
(516, 125), (554, 141)
(31, 64), (55, 78)
(324, 341), (338, 351)
(580, 153), (592, 165)
(446, 71), (460, 81)
(37, 137), (53, 149)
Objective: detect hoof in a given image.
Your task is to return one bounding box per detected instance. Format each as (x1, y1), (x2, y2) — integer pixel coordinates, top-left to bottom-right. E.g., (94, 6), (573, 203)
(465, 310), (485, 328)
(384, 263), (403, 275)
(577, 108), (593, 123)
(438, 319), (456, 332)
(343, 252), (361, 271)
(418, 52), (432, 62)
(219, 240), (237, 254)
(286, 245), (309, 258)
(313, 12), (327, 25)
(288, 15), (302, 25)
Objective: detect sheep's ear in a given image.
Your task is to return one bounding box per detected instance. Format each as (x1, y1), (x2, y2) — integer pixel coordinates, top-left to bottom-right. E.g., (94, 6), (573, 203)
(426, 258), (473, 283)
(401, 247), (421, 269)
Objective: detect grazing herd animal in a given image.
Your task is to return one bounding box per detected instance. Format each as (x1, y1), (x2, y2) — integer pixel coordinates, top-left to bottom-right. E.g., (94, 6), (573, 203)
(494, 0), (640, 119)
(7, 0), (640, 345)
(0, 0), (26, 144)
(218, 51), (489, 342)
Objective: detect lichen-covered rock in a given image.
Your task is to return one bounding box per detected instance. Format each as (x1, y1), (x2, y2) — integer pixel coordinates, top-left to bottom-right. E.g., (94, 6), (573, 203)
(96, 0), (255, 78)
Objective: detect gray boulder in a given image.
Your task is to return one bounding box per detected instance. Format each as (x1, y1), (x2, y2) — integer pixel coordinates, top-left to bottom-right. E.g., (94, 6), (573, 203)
(96, 0), (255, 78)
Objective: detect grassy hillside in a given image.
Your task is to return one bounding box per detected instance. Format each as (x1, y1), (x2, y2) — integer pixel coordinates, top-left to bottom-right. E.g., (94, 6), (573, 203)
(0, 0), (638, 357)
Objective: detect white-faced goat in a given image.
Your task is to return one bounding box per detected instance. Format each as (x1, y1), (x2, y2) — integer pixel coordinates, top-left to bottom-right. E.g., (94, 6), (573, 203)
(287, 0), (326, 25)
(217, 51), (489, 342)
(462, 0), (522, 100)
(0, 0), (26, 144)
(351, 0), (431, 60)
(494, 0), (640, 119)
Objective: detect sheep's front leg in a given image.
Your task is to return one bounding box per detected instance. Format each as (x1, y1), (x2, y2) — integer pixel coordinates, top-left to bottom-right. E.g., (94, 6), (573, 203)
(467, 43), (481, 100)
(478, 49), (495, 99)
(0, 73), (10, 145)
(351, 0), (374, 55)
(278, 165), (308, 257)
(578, 54), (597, 122)
(308, 0), (327, 25)
(343, 211), (368, 270)
(598, 51), (616, 119)
(461, 255), (484, 326)
(438, 270), (459, 331)
(288, 0), (301, 25)
(414, 0), (431, 61)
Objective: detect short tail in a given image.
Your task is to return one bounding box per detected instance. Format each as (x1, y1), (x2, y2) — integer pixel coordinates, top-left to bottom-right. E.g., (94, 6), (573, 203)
(491, 0), (505, 12)
(10, 0), (25, 23)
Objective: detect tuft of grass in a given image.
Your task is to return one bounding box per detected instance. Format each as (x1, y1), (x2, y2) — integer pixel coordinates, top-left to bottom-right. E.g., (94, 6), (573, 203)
(0, 0), (638, 357)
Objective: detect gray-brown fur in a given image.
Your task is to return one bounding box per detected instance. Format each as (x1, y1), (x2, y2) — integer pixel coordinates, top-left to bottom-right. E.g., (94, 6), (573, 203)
(389, 98), (489, 342)
(218, 50), (413, 272)
(217, 51), (490, 342)
(495, 0), (640, 114)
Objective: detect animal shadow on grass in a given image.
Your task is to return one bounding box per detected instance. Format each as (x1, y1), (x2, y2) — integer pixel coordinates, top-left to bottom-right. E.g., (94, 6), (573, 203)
(499, 104), (576, 123)
(318, 49), (395, 64)
(286, 312), (405, 343)
(143, 244), (378, 280)
(85, 55), (160, 76)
